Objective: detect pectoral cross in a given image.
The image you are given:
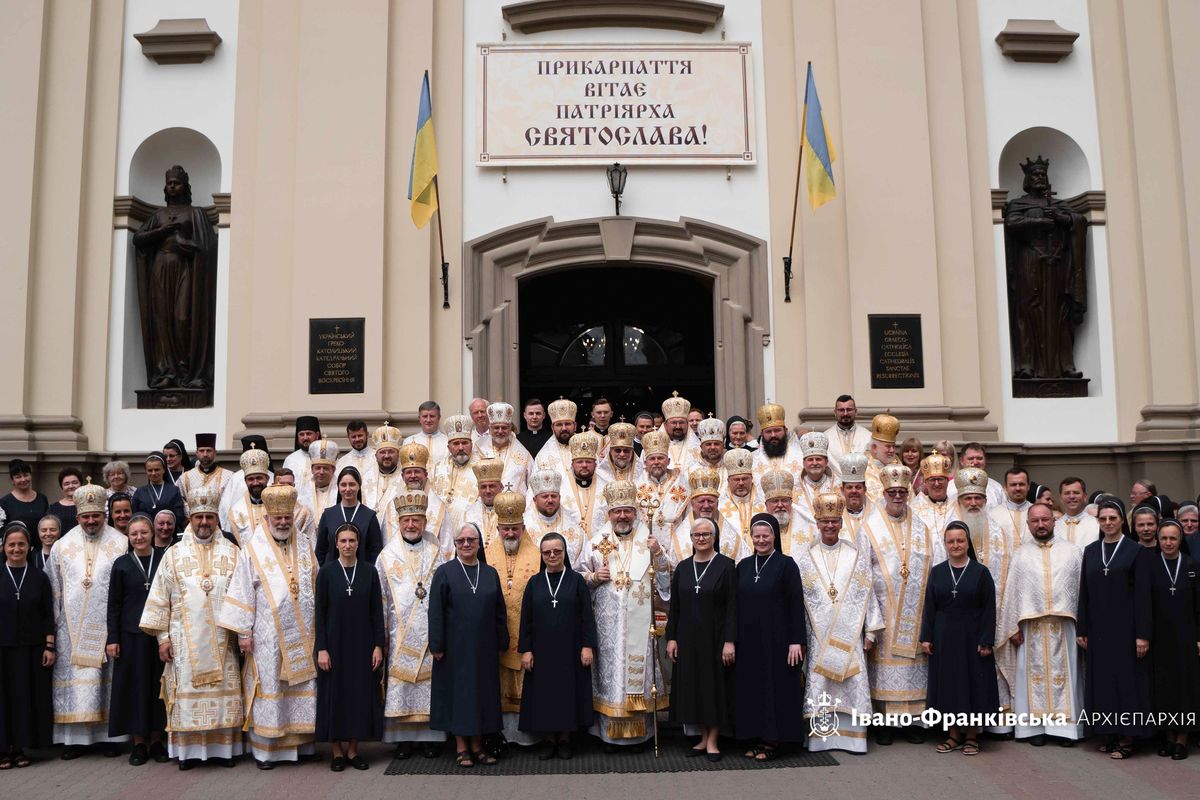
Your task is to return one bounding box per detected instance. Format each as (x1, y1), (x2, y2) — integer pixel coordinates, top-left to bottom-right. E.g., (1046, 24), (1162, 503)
(346, 584), (354, 596)
(694, 583), (702, 594)
(551, 598), (559, 608)
(951, 588), (958, 598)
(1170, 586), (1177, 596)
(1103, 567), (1109, 576)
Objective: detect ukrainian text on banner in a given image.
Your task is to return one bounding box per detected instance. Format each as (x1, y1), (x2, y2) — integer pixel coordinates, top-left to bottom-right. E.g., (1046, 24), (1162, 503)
(476, 43), (756, 166)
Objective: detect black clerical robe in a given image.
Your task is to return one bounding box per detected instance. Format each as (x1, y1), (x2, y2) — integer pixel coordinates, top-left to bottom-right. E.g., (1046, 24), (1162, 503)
(517, 568), (596, 734)
(106, 548), (167, 737)
(1148, 554), (1200, 729)
(733, 552), (807, 742)
(316, 504), (384, 565)
(920, 560), (999, 715)
(667, 553), (737, 728)
(1076, 539), (1153, 736)
(132, 483), (187, 532)
(0, 564), (54, 750)
(429, 559), (508, 737)
(314, 559), (386, 741)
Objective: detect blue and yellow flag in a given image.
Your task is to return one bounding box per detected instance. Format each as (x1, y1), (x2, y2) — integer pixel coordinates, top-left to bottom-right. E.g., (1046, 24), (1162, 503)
(802, 63), (836, 209)
(408, 71), (439, 228)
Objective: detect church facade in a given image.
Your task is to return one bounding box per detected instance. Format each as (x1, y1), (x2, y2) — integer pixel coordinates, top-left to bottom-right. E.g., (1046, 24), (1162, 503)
(3, 0), (1199, 495)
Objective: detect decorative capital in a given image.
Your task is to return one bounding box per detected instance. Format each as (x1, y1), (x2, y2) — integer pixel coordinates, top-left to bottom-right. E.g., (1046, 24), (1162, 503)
(134, 18), (222, 65)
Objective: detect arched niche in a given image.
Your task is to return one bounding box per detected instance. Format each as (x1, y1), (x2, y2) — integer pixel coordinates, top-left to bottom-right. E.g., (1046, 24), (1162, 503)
(998, 126), (1090, 199)
(130, 126), (222, 206)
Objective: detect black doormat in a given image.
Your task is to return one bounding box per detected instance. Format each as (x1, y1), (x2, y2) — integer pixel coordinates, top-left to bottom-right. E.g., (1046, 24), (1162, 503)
(384, 733), (838, 775)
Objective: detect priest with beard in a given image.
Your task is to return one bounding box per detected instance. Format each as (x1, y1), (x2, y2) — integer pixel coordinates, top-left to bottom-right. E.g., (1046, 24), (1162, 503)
(429, 415), (480, 507)
(751, 403), (803, 482)
(532, 398), (579, 487)
(634, 430), (691, 547)
(220, 446), (272, 545)
(281, 415), (322, 503)
(838, 453), (870, 541)
(661, 393), (700, 473)
(596, 422), (643, 484)
(824, 395), (871, 481)
(718, 449), (764, 556)
(474, 403), (532, 495)
(177, 433), (233, 516)
(669, 468), (745, 567)
(911, 453), (955, 534)
(559, 432), (609, 537)
(692, 416), (728, 483)
(761, 469), (816, 556)
(523, 468), (588, 566)
(368, 422), (405, 518)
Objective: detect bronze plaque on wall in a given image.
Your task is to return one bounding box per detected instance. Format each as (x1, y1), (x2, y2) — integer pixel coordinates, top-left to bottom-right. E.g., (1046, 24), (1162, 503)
(868, 315), (924, 389)
(309, 318), (365, 394)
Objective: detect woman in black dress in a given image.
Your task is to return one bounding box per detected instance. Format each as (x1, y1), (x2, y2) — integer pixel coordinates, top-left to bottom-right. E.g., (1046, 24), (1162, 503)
(0, 459), (50, 532)
(47, 467), (82, 535)
(1148, 520), (1200, 760)
(106, 514), (167, 764)
(1077, 498), (1153, 758)
(315, 467), (383, 565)
(0, 522), (55, 769)
(315, 523), (385, 772)
(666, 516), (737, 762)
(920, 521), (999, 756)
(517, 531), (596, 760)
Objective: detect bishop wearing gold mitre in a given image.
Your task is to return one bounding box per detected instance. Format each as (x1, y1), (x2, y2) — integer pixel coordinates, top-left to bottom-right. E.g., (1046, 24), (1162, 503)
(365, 421), (404, 512)
(533, 398), (579, 486)
(218, 484), (318, 767)
(752, 402), (803, 480)
(718, 448), (764, 557)
(484, 487), (542, 747)
(140, 484), (243, 766)
(911, 452), (956, 534)
(864, 412), (901, 503)
(668, 467), (746, 568)
(559, 430), (609, 536)
(523, 468), (589, 566)
(635, 430), (690, 542)
(661, 392), (700, 473)
(597, 420), (644, 484)
(761, 469), (817, 556)
(429, 414), (479, 507)
(463, 458), (505, 553)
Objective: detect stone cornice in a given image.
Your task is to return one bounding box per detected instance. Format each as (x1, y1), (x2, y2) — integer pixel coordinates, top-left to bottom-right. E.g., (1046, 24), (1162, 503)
(502, 0), (723, 34)
(995, 19), (1078, 63)
(133, 18), (222, 65)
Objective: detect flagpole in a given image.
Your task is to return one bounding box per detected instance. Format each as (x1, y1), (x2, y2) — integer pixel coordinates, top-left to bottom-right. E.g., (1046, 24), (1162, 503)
(433, 175), (449, 309)
(783, 61), (812, 304)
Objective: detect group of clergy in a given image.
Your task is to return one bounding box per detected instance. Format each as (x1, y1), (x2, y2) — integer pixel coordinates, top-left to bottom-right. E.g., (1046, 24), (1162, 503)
(2, 394), (1198, 772)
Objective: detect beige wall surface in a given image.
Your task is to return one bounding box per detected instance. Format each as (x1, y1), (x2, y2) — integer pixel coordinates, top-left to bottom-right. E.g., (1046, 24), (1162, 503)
(1, 0), (1198, 477)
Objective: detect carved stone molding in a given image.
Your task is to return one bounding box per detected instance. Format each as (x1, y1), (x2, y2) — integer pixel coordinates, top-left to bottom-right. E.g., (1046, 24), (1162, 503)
(113, 195), (223, 230)
(0, 415), (87, 450)
(463, 215), (769, 417)
(502, 0), (723, 34)
(995, 19), (1079, 63)
(134, 18), (222, 65)
(1137, 404), (1200, 441)
(990, 188), (1105, 226)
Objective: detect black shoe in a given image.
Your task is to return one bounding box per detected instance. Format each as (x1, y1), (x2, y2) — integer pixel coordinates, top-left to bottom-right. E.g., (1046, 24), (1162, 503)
(420, 744), (441, 759)
(102, 743), (122, 758)
(1027, 734), (1047, 747)
(538, 743), (558, 761)
(394, 742), (414, 760)
(904, 728), (925, 744)
(220, 756), (237, 767)
(1057, 737), (1076, 748)
(1172, 743), (1189, 760)
(686, 746), (707, 758)
(874, 728), (894, 746)
(129, 744), (148, 766)
(706, 752), (723, 763)
(149, 741), (169, 763)
(178, 758), (197, 771)
(350, 755), (369, 771)
(61, 745), (85, 761)
(330, 756), (346, 772)
(256, 759), (275, 770)
(557, 742), (573, 760)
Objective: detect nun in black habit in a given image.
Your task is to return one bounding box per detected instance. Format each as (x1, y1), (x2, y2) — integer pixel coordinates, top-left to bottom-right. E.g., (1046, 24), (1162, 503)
(1147, 520), (1200, 759)
(516, 531), (597, 760)
(733, 513), (807, 760)
(0, 523), (54, 768)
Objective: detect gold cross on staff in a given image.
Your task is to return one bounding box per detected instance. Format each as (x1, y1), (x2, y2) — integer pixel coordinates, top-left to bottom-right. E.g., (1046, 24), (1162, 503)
(638, 495), (661, 536)
(595, 535), (615, 565)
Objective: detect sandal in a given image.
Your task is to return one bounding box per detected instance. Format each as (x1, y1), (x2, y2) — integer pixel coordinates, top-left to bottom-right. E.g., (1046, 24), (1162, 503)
(744, 746), (762, 760)
(0, 756), (12, 770)
(756, 744), (777, 762)
(936, 737), (963, 753)
(962, 740), (980, 756)
(1110, 745), (1134, 760)
(472, 749), (498, 766)
(455, 750), (474, 768)
(1098, 737), (1118, 753)
(14, 752), (30, 768)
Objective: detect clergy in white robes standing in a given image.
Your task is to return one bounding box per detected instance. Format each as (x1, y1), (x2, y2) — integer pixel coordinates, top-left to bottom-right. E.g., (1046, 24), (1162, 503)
(533, 398), (579, 487)
(824, 395), (872, 481)
(718, 449), (763, 556)
(380, 443), (445, 547)
(581, 481), (670, 748)
(428, 414), (479, 508)
(752, 403), (804, 484)
(668, 468), (746, 567)
(463, 459), (504, 552)
(863, 413), (900, 504)
(797, 492), (883, 754)
(474, 403), (532, 495)
(792, 432), (839, 521)
(281, 415), (322, 505)
(524, 468), (589, 567)
(177, 433), (233, 517)
(377, 489), (446, 757)
(303, 438), (341, 523)
(220, 446), (271, 545)
(635, 430), (691, 545)
(560, 431), (609, 537)
(596, 422), (643, 484)
(911, 453), (956, 535)
(48, 481), (129, 755)
(217, 485), (318, 767)
(219, 436), (274, 518)
(838, 453), (870, 542)
(691, 416), (728, 483)
(1054, 476), (1099, 547)
(403, 401), (449, 465)
(989, 467), (1033, 550)
(661, 392), (700, 473)
(762, 470), (817, 557)
(334, 420), (377, 500)
(995, 503), (1085, 744)
(139, 486), (244, 766)
(367, 422), (405, 517)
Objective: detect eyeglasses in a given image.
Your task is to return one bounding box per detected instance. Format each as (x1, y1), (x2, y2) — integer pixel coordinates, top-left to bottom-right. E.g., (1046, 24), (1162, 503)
(541, 548), (564, 556)
(691, 531), (713, 539)
(453, 538), (478, 546)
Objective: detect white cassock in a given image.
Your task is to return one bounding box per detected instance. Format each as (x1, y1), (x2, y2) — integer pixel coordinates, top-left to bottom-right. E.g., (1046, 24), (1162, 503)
(634, 470), (691, 541)
(433, 497), (472, 562)
(995, 536), (1084, 741)
(1054, 513), (1099, 548)
(824, 424), (871, 479)
(792, 473), (840, 521)
(580, 523), (670, 744)
(380, 486), (445, 547)
(533, 437), (575, 487)
(910, 494), (955, 537)
(47, 525), (129, 745)
(221, 491), (269, 546)
(474, 437), (532, 494)
(403, 431), (449, 465)
(984, 477), (1006, 509)
(178, 466), (233, 516)
(779, 513), (821, 559)
(796, 535), (883, 753)
(560, 475), (610, 538)
(428, 458), (478, 507)
(523, 504), (590, 569)
(667, 513), (747, 568)
(369, 468), (406, 519)
(217, 528), (318, 762)
(334, 447), (378, 501)
(751, 443), (804, 484)
(220, 469), (274, 517)
(377, 532), (445, 744)
(990, 499), (1032, 550)
(281, 449), (312, 498)
(596, 453), (644, 484)
(717, 490), (765, 558)
(140, 532), (244, 760)
(666, 429), (701, 474)
(463, 501), (500, 551)
(305, 481), (339, 526)
(861, 506), (944, 717)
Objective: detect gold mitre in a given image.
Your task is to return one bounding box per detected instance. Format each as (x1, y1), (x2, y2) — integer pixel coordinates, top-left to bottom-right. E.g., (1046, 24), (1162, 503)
(528, 468), (562, 496)
(240, 444), (270, 477)
(442, 414), (473, 441)
(760, 469), (795, 501)
(879, 463), (912, 491)
(757, 402), (787, 430)
(372, 421), (402, 452)
(607, 421), (636, 449)
(569, 430), (601, 461)
(641, 429), (670, 457)
(697, 416), (726, 443)
(308, 437), (339, 466)
(722, 448), (754, 476)
(799, 431), (829, 458)
(813, 492), (846, 520)
(73, 479), (107, 515)
(262, 484), (298, 516)
(398, 442), (430, 471)
(393, 489), (428, 518)
(839, 452), (868, 484)
(486, 402), (514, 425)
(471, 457), (504, 485)
(920, 453), (953, 480)
(954, 467), (988, 497)
(661, 391), (691, 421)
(547, 398), (577, 424)
(603, 479), (638, 510)
(494, 486), (526, 525)
(688, 467), (722, 497)
(188, 485), (221, 516)
(870, 411), (900, 444)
